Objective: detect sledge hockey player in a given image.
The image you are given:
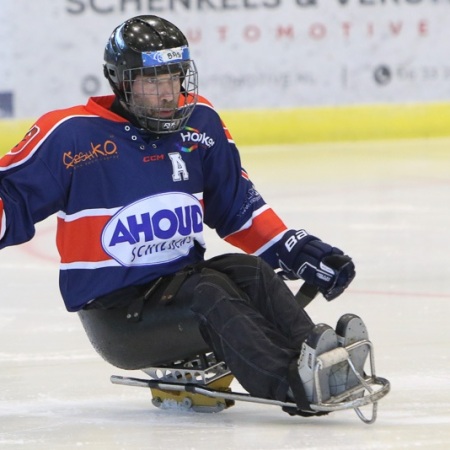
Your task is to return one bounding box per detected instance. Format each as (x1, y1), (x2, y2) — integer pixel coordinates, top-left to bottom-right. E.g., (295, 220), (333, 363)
(0, 15), (375, 418)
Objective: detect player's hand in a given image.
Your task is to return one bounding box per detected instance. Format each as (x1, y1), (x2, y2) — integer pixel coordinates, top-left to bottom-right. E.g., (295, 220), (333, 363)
(276, 229), (355, 301)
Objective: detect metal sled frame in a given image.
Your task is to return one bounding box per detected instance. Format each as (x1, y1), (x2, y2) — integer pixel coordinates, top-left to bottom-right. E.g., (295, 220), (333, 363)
(308, 339), (390, 424)
(111, 339), (390, 424)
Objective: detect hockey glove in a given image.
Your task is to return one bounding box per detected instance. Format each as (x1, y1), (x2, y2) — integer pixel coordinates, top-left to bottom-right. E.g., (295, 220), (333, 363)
(276, 229), (355, 301)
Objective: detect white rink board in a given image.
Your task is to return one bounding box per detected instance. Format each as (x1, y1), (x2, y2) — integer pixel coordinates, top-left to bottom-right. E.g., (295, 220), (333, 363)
(0, 138), (449, 449)
(1, 1), (450, 117)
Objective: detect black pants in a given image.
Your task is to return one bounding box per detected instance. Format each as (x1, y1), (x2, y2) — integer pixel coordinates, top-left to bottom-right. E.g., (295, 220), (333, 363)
(79, 254), (314, 402)
(188, 254), (314, 402)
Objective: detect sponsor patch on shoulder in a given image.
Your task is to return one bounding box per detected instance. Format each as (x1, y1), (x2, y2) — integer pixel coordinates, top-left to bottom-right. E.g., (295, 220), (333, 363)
(101, 192), (204, 266)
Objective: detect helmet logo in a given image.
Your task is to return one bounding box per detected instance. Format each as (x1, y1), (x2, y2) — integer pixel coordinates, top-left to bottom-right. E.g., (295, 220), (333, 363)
(142, 46), (190, 67)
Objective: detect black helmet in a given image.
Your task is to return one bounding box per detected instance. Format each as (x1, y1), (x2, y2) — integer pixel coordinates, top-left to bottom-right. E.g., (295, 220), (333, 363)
(104, 15), (198, 133)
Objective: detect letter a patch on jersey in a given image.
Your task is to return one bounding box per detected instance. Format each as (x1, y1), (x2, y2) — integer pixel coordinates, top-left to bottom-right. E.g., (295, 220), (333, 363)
(168, 152), (189, 181)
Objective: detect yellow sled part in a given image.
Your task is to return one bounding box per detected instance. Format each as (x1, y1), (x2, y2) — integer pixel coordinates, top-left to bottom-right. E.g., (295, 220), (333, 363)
(150, 373), (235, 413)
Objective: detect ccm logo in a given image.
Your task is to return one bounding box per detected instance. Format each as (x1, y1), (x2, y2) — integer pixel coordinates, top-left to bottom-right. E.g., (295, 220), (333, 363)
(143, 154), (165, 163)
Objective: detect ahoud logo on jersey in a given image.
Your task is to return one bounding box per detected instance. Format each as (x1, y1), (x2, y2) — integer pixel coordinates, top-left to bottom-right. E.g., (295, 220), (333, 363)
(101, 192), (204, 266)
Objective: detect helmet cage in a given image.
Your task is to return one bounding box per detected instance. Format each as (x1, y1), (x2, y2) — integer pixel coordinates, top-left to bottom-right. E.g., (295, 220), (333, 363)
(122, 59), (198, 133)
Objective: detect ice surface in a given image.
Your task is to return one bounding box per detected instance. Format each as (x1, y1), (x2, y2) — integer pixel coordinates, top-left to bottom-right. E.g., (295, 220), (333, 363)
(1, 139), (449, 449)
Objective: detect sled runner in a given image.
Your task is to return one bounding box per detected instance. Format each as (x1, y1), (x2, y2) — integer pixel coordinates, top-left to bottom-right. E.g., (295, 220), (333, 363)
(111, 337), (390, 424)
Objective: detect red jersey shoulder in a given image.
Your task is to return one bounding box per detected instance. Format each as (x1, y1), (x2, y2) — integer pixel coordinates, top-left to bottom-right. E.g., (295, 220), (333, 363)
(0, 105), (91, 171)
(196, 95), (215, 109)
(194, 95), (234, 142)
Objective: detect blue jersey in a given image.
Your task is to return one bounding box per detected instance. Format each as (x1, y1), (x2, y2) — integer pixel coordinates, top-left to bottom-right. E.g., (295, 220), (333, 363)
(0, 95), (288, 311)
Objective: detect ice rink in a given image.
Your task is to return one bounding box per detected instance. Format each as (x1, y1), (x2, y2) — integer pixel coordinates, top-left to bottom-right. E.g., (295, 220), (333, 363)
(1, 138), (449, 449)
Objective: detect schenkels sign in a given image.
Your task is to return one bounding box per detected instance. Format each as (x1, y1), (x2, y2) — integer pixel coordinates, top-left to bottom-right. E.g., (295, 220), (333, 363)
(64, 0), (450, 14)
(1, 0), (449, 117)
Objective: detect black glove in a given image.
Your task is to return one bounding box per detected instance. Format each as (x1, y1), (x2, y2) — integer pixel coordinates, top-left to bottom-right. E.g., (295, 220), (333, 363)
(276, 229), (355, 301)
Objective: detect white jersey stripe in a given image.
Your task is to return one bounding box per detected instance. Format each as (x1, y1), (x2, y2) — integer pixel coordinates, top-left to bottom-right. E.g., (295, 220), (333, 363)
(60, 259), (120, 270)
(252, 230), (286, 256)
(223, 204), (271, 238)
(57, 207), (121, 222)
(0, 204), (5, 240)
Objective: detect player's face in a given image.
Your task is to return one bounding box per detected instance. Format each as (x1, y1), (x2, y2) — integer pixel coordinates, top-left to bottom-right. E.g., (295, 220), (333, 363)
(131, 72), (181, 118)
